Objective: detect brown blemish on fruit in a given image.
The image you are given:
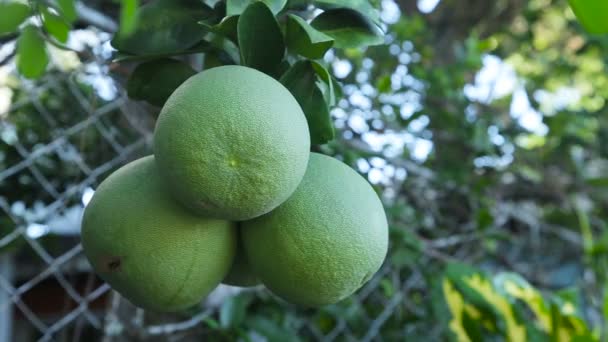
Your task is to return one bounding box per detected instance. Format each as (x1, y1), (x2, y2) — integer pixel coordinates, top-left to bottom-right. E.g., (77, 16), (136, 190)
(101, 256), (123, 273)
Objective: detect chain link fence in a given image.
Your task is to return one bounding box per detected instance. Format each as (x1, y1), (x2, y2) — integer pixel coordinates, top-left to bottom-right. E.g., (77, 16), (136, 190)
(0, 29), (433, 341)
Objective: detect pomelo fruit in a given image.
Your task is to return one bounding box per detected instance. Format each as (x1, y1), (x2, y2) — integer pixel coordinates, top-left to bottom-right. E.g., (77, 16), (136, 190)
(81, 156), (236, 312)
(242, 153), (388, 306)
(153, 65), (310, 220)
(222, 226), (260, 287)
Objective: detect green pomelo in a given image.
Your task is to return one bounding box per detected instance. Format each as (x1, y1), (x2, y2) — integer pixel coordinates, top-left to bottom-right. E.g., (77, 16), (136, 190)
(154, 65), (310, 220)
(222, 226), (260, 287)
(81, 156), (236, 312)
(242, 153), (388, 306)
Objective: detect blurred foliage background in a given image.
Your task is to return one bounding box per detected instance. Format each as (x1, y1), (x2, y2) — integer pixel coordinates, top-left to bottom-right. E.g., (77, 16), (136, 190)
(1, 0), (608, 340)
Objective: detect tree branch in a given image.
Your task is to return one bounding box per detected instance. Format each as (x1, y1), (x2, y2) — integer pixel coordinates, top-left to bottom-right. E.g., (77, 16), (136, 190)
(75, 2), (118, 33)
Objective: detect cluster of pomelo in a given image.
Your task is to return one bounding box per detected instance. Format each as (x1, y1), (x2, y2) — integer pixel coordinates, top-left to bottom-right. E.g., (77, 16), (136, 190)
(81, 66), (388, 312)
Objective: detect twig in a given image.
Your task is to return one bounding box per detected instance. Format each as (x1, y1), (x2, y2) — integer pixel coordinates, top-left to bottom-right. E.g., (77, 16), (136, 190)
(341, 138), (436, 180)
(75, 2), (118, 33)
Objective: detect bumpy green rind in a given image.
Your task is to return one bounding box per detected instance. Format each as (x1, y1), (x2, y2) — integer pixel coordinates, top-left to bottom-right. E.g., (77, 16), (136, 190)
(242, 153), (388, 306)
(81, 156), (236, 312)
(153, 65), (311, 220)
(222, 226), (260, 287)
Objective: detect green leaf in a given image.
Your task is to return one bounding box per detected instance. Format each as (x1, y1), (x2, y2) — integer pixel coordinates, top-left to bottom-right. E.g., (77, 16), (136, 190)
(227, 0), (287, 15)
(376, 74), (391, 93)
(119, 0), (140, 36)
(568, 0), (608, 34)
(42, 7), (70, 43)
(313, 0), (380, 24)
(203, 49), (239, 69)
(200, 15), (239, 44)
(586, 177), (608, 187)
(286, 14), (333, 59)
(112, 0), (212, 56)
(311, 61), (335, 106)
(286, 0), (309, 9)
(311, 8), (384, 49)
(126, 58), (196, 107)
(219, 294), (252, 329)
(16, 25), (48, 79)
(113, 40), (213, 62)
(476, 208), (493, 230)
(57, 0), (77, 23)
(238, 2), (285, 75)
(0, 1), (31, 35)
(280, 61), (335, 144)
(331, 76), (343, 99)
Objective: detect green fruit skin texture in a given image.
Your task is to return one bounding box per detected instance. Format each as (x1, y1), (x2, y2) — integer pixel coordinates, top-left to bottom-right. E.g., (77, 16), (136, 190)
(222, 227), (260, 287)
(242, 153), (389, 306)
(81, 156), (236, 312)
(154, 65), (311, 220)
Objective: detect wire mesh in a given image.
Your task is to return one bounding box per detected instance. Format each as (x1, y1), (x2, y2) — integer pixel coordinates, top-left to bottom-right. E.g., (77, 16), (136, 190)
(0, 36), (422, 342)
(0, 61), (155, 340)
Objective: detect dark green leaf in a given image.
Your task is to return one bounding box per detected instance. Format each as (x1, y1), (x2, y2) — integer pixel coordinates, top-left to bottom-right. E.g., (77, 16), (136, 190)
(42, 7), (70, 43)
(58, 0), (77, 23)
(274, 60), (291, 78)
(376, 74), (391, 93)
(313, 0), (380, 24)
(126, 58), (196, 107)
(461, 310), (484, 342)
(311, 8), (384, 49)
(476, 208), (493, 230)
(200, 15), (239, 44)
(16, 25), (48, 79)
(113, 40), (213, 62)
(227, 0), (287, 15)
(331, 76), (343, 99)
(238, 2), (285, 74)
(119, 0), (140, 36)
(0, 1), (31, 35)
(286, 14), (333, 59)
(311, 61), (335, 105)
(286, 0), (309, 9)
(280, 61), (335, 144)
(219, 294), (252, 329)
(586, 178), (608, 187)
(112, 0), (212, 56)
(203, 49), (238, 69)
